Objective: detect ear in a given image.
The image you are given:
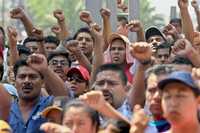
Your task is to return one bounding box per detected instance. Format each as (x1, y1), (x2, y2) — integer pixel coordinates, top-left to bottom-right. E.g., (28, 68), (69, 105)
(124, 83), (131, 92)
(196, 96), (200, 105)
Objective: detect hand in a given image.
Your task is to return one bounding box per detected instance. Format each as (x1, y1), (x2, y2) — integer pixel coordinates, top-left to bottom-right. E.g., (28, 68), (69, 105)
(127, 20), (143, 32)
(79, 10), (93, 25)
(63, 40), (80, 54)
(53, 9), (65, 22)
(178, 0), (188, 9)
(100, 8), (111, 19)
(27, 54), (48, 74)
(130, 42), (152, 63)
(7, 26), (18, 47)
(192, 68), (200, 89)
(117, 3), (128, 12)
(79, 91), (107, 111)
(40, 122), (71, 133)
(10, 7), (25, 19)
(89, 23), (102, 40)
(172, 39), (194, 57)
(130, 105), (149, 133)
(191, 0), (199, 10)
(32, 28), (44, 41)
(163, 24), (179, 40)
(51, 25), (61, 35)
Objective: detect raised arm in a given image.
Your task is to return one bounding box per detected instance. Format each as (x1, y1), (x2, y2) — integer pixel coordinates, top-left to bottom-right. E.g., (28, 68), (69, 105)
(128, 42), (152, 108)
(191, 0), (200, 31)
(127, 20), (145, 42)
(53, 9), (69, 40)
(7, 26), (20, 66)
(100, 8), (112, 51)
(178, 0), (195, 42)
(10, 7), (34, 36)
(27, 54), (67, 96)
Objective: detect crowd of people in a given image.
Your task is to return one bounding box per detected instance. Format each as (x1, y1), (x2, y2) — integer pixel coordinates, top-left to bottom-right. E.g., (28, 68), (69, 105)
(1, 0), (200, 133)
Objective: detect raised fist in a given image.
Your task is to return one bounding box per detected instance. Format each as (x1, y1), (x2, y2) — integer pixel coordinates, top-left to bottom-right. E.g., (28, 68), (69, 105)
(53, 9), (65, 22)
(130, 42), (152, 63)
(79, 10), (93, 25)
(100, 8), (111, 19)
(127, 20), (143, 32)
(10, 7), (25, 19)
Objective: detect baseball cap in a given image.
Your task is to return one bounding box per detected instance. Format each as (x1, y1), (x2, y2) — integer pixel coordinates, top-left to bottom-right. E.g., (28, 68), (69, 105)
(158, 71), (200, 95)
(145, 26), (166, 41)
(0, 120), (12, 132)
(66, 65), (90, 81)
(108, 33), (130, 45)
(41, 106), (63, 118)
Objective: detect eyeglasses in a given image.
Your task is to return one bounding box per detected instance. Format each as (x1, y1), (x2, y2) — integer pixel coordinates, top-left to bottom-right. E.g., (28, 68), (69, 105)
(67, 75), (85, 83)
(49, 60), (69, 66)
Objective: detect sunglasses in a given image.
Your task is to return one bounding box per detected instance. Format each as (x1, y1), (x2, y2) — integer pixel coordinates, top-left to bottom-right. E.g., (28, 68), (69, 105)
(67, 75), (85, 83)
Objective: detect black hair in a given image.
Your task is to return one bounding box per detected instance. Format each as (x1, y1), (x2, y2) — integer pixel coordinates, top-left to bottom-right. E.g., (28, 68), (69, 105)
(47, 50), (71, 67)
(17, 45), (31, 56)
(23, 37), (40, 47)
(0, 64), (4, 81)
(171, 56), (194, 67)
(144, 64), (177, 90)
(95, 64), (127, 85)
(117, 16), (128, 25)
(104, 119), (130, 133)
(156, 42), (172, 54)
(62, 100), (100, 132)
(44, 35), (60, 46)
(13, 59), (44, 79)
(73, 27), (94, 41)
(169, 18), (182, 27)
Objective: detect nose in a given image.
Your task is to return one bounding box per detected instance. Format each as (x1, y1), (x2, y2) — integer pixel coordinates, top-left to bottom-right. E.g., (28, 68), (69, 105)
(152, 91), (161, 101)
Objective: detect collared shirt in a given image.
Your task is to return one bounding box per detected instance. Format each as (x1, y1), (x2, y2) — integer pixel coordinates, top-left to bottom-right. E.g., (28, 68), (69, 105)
(9, 96), (53, 133)
(117, 99), (132, 120)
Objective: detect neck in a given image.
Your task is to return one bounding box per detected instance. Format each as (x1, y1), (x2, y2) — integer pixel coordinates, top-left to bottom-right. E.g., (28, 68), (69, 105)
(152, 114), (165, 121)
(170, 119), (200, 133)
(19, 97), (40, 109)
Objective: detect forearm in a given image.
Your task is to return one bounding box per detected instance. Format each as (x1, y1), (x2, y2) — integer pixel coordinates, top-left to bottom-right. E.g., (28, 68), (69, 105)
(128, 63), (149, 108)
(9, 45), (20, 66)
(136, 28), (145, 42)
(195, 9), (200, 31)
(37, 42), (47, 57)
(180, 8), (195, 42)
(74, 50), (92, 72)
(90, 38), (104, 86)
(58, 21), (69, 40)
(103, 18), (112, 51)
(21, 16), (34, 36)
(98, 102), (130, 124)
(43, 68), (68, 96)
(187, 48), (200, 67)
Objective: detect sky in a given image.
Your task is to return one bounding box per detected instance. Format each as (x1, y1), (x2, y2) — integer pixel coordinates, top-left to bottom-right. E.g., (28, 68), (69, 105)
(151, 0), (200, 25)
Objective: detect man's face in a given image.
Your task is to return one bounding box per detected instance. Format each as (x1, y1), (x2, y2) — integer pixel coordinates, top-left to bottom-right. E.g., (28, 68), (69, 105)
(156, 48), (170, 64)
(95, 70), (126, 108)
(76, 32), (94, 57)
(15, 66), (43, 100)
(162, 82), (200, 124)
(110, 39), (126, 65)
(44, 43), (57, 53)
(147, 35), (164, 52)
(25, 41), (39, 54)
(171, 22), (182, 34)
(146, 73), (163, 117)
(48, 55), (70, 81)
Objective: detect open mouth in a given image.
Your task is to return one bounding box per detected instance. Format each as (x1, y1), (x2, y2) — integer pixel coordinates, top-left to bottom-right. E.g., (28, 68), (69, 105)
(22, 85), (33, 93)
